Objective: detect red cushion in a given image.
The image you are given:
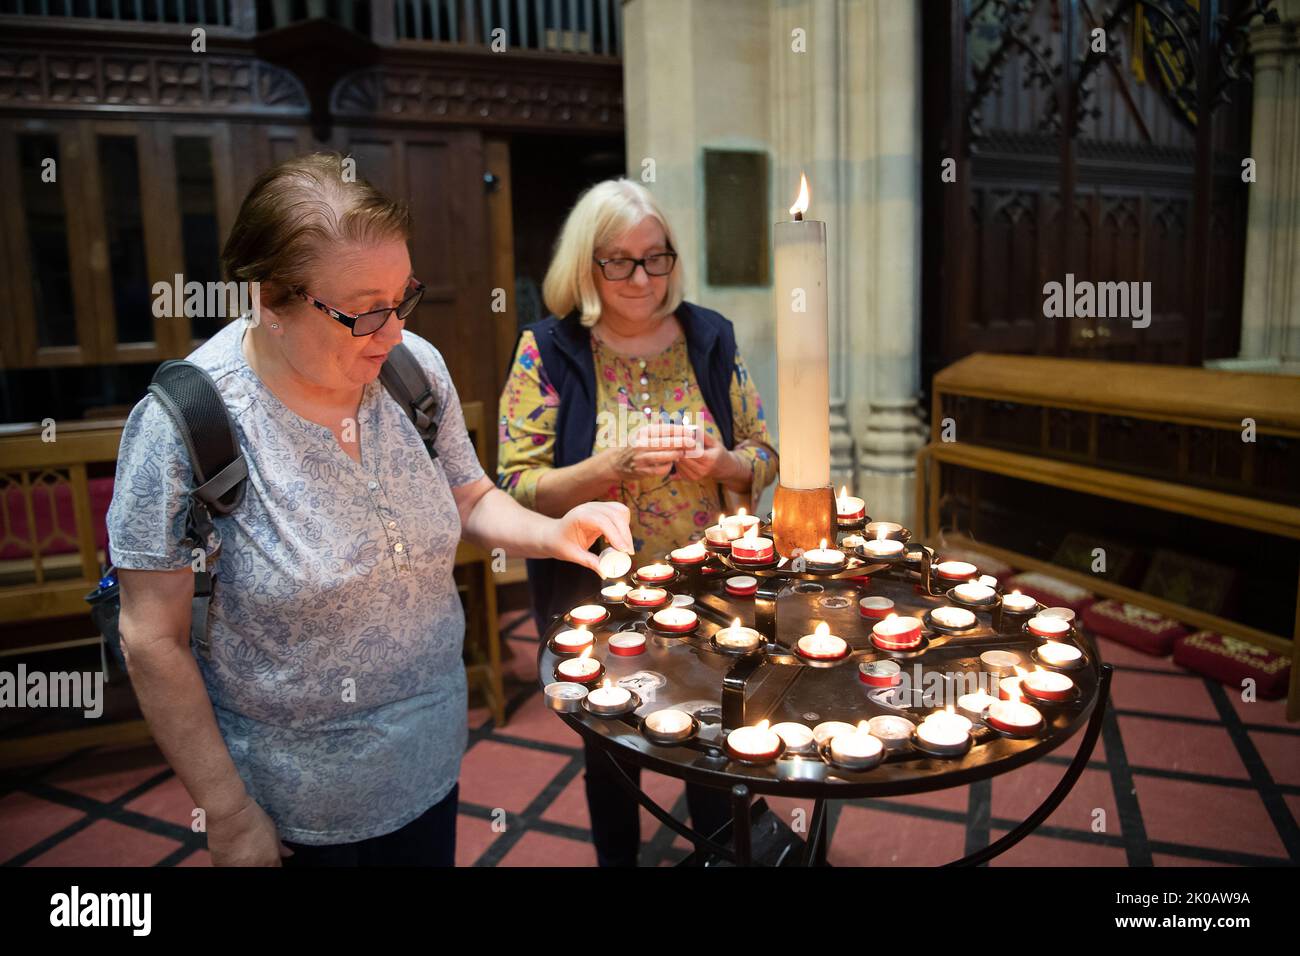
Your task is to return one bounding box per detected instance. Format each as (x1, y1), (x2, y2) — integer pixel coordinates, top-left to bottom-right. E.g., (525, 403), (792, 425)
(0, 476), (113, 561)
(1082, 599), (1188, 656)
(1003, 571), (1097, 613)
(1173, 631), (1291, 699)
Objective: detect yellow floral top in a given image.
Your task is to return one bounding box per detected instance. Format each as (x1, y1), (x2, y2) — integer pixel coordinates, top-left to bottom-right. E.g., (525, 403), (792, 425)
(497, 328), (778, 559)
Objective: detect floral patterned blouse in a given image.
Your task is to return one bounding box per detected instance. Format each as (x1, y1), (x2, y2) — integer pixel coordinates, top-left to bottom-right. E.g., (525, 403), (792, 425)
(497, 326), (777, 558)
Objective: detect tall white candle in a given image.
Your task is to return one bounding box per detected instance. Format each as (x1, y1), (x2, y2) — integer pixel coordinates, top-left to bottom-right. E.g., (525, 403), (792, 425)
(773, 173), (830, 490)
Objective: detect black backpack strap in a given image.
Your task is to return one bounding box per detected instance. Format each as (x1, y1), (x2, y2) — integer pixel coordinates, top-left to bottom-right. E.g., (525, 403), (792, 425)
(380, 343), (441, 460)
(147, 360), (248, 657)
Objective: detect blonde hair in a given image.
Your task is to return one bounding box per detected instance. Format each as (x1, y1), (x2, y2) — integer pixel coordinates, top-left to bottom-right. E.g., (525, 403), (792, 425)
(542, 178), (684, 327)
(222, 152), (411, 311)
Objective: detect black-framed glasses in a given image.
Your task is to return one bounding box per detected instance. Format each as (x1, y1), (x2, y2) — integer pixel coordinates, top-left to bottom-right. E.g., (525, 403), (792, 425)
(298, 279), (426, 336)
(593, 251), (678, 281)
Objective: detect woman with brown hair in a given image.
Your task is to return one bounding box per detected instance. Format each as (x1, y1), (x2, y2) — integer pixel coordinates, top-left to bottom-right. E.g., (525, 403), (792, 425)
(107, 153), (632, 866)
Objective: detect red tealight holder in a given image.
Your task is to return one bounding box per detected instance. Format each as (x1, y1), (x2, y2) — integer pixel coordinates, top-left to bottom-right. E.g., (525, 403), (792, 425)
(668, 543), (710, 567)
(985, 699), (1044, 737)
(725, 575), (758, 597)
(634, 564), (676, 585)
(731, 535), (775, 564)
(1018, 670), (1076, 703)
(566, 604), (609, 628)
(934, 560), (979, 582)
(1026, 615), (1072, 639)
(796, 629), (849, 661)
(858, 596), (895, 620)
(870, 616), (924, 651)
(650, 607), (699, 634)
(858, 659), (902, 687)
(625, 586), (670, 609)
(608, 632), (647, 657)
(553, 656), (605, 686)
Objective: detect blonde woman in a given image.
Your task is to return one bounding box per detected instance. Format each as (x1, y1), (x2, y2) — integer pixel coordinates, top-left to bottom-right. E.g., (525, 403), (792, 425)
(497, 178), (778, 865)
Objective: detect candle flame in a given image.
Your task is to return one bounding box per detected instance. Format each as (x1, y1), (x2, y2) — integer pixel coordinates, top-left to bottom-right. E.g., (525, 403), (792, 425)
(819, 538), (827, 550)
(579, 646), (592, 659)
(1012, 589), (1022, 596)
(738, 506), (747, 517)
(755, 719), (770, 732)
(839, 485), (848, 500)
(743, 524), (757, 542)
(790, 172), (810, 217)
(732, 618), (741, 629)
(601, 678), (611, 689)
(814, 621), (830, 637)
(718, 514), (725, 525)
(885, 612), (897, 621)
(876, 528), (886, 541)
(856, 720), (870, 732)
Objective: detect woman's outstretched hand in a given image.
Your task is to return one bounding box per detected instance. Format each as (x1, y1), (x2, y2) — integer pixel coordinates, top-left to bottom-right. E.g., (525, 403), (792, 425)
(548, 501), (635, 573)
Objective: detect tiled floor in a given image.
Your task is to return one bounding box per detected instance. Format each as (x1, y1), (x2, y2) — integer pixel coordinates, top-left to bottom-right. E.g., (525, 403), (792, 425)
(2, 610), (1296, 867)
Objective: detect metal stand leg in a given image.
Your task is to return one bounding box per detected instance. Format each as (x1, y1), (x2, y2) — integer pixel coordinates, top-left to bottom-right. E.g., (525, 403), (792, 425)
(800, 797), (830, 866)
(731, 785), (752, 866)
(943, 663), (1114, 866)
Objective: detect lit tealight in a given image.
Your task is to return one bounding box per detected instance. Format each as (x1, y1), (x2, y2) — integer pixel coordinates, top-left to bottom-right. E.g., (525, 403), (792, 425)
(770, 722), (816, 752)
(1001, 590), (1037, 614)
(552, 626), (594, 653)
(1020, 668), (1075, 702)
(931, 606), (977, 630)
(643, 708), (695, 743)
(797, 622), (849, 660)
(1038, 641), (1083, 668)
(871, 613), (924, 651)
(600, 581), (633, 602)
(1027, 615), (1071, 639)
(951, 581), (996, 604)
(726, 719), (783, 763)
(568, 604), (608, 626)
(651, 606), (698, 633)
(714, 618), (763, 652)
(935, 560), (979, 581)
(625, 586), (669, 608)
(555, 647), (603, 685)
(828, 721), (884, 770)
(916, 708), (973, 755)
(803, 539), (846, 571)
(635, 562), (675, 584)
(585, 679), (634, 715)
(986, 698), (1044, 736)
(669, 541), (709, 565)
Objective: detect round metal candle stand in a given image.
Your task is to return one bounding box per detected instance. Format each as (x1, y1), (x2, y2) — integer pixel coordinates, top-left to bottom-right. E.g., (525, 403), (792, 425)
(640, 711), (700, 747)
(564, 607), (610, 629)
(546, 633), (597, 657)
(818, 738), (885, 772)
(724, 737), (786, 767)
(582, 688), (642, 719)
(552, 660), (604, 687)
(1032, 645), (1087, 671)
(543, 682), (589, 714)
(910, 728), (973, 759)
(923, 608), (981, 636)
(943, 586), (999, 611)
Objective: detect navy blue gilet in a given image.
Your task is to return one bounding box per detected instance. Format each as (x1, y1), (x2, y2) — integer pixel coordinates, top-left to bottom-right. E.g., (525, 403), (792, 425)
(515, 301), (738, 629)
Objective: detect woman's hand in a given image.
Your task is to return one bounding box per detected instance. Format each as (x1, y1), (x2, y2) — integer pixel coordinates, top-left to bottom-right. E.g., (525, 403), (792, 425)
(674, 428), (749, 490)
(604, 423), (695, 481)
(207, 795), (291, 867)
(547, 501), (635, 573)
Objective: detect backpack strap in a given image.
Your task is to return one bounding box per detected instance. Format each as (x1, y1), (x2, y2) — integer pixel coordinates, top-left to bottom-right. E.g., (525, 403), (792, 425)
(379, 343), (441, 460)
(147, 360), (249, 657)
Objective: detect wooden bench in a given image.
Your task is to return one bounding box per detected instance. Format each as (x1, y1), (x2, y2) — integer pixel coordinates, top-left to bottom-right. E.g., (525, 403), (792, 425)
(916, 354), (1300, 720)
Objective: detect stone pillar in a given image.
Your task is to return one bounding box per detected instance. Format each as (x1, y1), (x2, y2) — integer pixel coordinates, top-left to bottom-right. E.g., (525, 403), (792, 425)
(1237, 4), (1300, 371)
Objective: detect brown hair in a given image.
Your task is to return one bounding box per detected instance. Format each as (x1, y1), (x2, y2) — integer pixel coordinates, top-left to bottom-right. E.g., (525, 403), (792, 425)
(222, 152), (411, 310)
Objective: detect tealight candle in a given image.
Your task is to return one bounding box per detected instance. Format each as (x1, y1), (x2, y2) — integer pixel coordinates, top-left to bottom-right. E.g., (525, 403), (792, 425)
(986, 698), (1044, 736)
(770, 722), (816, 752)
(862, 533), (905, 559)
(840, 533), (866, 549)
(977, 574), (999, 588)
(721, 508), (760, 539)
(643, 708), (694, 743)
(803, 539), (846, 571)
(705, 514), (739, 545)
(935, 560), (978, 582)
(812, 721), (857, 747)
(1038, 641), (1083, 668)
(864, 521), (903, 539)
(931, 606), (977, 630)
(796, 621), (849, 660)
(671, 593), (695, 608)
(980, 649), (1023, 676)
(625, 586), (669, 608)
(635, 562), (675, 584)
(724, 574), (758, 597)
(568, 604), (608, 627)
(1027, 615), (1071, 639)
(1020, 668), (1075, 702)
(871, 613), (924, 651)
(600, 581), (633, 602)
(998, 674), (1024, 700)
(543, 682), (588, 713)
(552, 626), (594, 653)
(597, 547), (632, 580)
(858, 595), (895, 619)
(713, 618), (763, 652)
(957, 688), (998, 721)
(555, 649), (603, 685)
(651, 606), (698, 633)
(585, 680), (633, 715)
(731, 527), (775, 564)
(858, 659), (902, 687)
(828, 721), (884, 769)
(726, 719), (782, 763)
(867, 714), (915, 750)
(669, 541), (709, 566)
(608, 632), (646, 657)
(1041, 606), (1076, 622)
(915, 709), (973, 754)
(1001, 590), (1037, 614)
(952, 581), (996, 604)
(835, 486), (866, 524)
